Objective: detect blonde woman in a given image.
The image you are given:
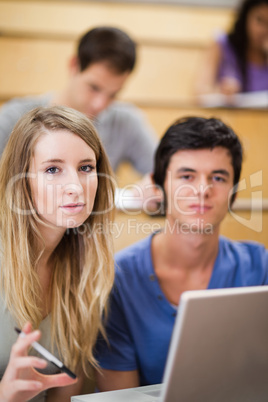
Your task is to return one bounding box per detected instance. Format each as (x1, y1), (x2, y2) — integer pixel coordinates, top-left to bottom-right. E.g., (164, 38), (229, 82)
(0, 106), (115, 401)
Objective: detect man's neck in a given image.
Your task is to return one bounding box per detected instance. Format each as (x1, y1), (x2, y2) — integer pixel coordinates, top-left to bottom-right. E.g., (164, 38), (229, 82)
(50, 89), (71, 108)
(154, 220), (220, 273)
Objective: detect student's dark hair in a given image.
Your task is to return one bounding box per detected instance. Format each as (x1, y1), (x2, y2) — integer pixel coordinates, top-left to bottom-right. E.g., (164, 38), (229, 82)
(228, 0), (268, 91)
(77, 26), (136, 73)
(153, 117), (243, 206)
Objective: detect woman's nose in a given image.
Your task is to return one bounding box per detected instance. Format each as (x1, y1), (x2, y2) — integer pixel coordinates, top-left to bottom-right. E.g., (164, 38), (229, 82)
(63, 172), (83, 196)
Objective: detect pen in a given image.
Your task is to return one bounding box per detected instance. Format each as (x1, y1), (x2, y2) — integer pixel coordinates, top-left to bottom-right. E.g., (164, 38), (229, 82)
(14, 327), (77, 379)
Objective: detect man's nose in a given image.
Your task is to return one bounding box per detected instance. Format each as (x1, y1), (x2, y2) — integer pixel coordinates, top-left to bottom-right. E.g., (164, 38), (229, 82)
(92, 94), (110, 114)
(196, 177), (213, 198)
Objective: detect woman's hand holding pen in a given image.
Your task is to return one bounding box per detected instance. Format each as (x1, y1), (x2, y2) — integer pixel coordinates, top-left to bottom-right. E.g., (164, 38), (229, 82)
(0, 322), (77, 402)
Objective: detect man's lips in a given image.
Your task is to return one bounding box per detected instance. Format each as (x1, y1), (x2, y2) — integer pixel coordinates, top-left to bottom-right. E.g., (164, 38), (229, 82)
(189, 204), (213, 213)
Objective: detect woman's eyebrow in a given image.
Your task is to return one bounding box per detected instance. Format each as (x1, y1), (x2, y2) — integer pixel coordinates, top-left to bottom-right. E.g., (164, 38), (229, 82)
(42, 159), (64, 164)
(41, 158), (96, 164)
(79, 158), (96, 163)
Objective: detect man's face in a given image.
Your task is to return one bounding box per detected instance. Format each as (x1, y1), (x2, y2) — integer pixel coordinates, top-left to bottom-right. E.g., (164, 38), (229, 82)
(163, 147), (235, 233)
(69, 61), (130, 119)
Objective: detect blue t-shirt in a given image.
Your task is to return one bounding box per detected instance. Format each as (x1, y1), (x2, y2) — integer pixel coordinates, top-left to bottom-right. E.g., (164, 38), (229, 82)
(96, 235), (268, 386)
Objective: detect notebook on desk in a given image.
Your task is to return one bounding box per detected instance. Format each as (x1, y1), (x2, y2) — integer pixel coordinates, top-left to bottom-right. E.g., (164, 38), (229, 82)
(197, 90), (268, 109)
(72, 285), (268, 402)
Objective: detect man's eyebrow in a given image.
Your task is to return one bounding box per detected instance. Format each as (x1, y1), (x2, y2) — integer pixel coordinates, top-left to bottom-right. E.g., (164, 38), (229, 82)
(175, 168), (231, 177)
(176, 168), (196, 173)
(212, 169), (230, 177)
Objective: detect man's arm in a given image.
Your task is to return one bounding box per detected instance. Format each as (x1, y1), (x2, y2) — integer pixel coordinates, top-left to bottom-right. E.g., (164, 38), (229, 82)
(0, 100), (22, 154)
(94, 276), (140, 391)
(96, 368), (139, 392)
(99, 102), (157, 175)
(123, 106), (157, 175)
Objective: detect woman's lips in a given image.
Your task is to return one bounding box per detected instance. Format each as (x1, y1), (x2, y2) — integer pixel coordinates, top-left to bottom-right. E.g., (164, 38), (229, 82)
(60, 203), (85, 214)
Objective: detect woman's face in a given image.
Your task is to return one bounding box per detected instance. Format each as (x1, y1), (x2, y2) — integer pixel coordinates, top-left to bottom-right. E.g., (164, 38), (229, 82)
(246, 3), (268, 52)
(29, 129), (98, 232)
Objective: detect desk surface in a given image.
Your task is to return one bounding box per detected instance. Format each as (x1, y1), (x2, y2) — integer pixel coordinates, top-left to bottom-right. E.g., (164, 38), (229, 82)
(71, 384), (162, 402)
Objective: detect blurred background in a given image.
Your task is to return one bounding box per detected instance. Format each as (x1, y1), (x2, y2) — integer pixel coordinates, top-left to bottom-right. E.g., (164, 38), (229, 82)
(0, 0), (267, 249)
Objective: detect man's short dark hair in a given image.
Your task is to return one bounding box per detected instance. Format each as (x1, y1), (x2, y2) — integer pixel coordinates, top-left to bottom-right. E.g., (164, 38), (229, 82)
(77, 26), (136, 73)
(153, 116), (243, 206)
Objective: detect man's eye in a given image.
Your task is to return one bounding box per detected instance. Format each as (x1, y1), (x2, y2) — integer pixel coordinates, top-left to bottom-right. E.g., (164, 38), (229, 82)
(213, 176), (225, 182)
(80, 164), (95, 172)
(89, 84), (100, 93)
(45, 167), (59, 174)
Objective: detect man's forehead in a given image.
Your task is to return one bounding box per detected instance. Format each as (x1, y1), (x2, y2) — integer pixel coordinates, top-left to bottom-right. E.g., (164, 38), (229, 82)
(82, 61), (129, 78)
(81, 62), (130, 90)
(169, 147), (233, 169)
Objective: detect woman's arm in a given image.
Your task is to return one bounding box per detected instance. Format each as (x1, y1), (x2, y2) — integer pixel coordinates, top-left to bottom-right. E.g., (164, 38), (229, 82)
(195, 40), (242, 97)
(96, 368), (139, 392)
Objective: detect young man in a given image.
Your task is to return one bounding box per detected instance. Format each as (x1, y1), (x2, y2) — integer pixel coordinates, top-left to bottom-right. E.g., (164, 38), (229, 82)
(0, 27), (157, 176)
(95, 116), (268, 390)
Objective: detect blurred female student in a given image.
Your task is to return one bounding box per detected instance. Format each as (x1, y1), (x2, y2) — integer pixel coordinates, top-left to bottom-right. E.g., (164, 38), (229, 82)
(0, 106), (115, 401)
(195, 0), (268, 96)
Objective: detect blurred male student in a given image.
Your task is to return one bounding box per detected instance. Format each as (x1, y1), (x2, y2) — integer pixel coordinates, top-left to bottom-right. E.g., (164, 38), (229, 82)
(0, 27), (157, 181)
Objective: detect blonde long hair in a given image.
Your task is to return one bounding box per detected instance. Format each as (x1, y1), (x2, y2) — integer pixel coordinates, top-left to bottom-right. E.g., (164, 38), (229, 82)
(0, 106), (115, 374)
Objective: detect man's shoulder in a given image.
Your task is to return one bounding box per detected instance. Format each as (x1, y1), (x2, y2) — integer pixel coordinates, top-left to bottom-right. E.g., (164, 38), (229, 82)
(116, 235), (151, 259)
(99, 101), (143, 122)
(115, 235), (153, 277)
(219, 236), (267, 264)
(220, 235), (266, 250)
(113, 235), (153, 294)
(1, 93), (51, 113)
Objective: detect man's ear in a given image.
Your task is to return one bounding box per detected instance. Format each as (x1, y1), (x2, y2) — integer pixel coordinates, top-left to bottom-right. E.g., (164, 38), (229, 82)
(68, 56), (80, 76)
(150, 173), (164, 201)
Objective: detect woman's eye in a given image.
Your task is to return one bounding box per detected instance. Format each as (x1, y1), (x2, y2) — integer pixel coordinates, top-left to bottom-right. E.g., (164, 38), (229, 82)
(45, 167), (59, 174)
(80, 164), (95, 173)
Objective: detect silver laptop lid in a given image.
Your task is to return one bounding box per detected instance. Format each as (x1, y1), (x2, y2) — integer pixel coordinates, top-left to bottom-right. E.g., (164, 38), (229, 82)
(161, 285), (268, 402)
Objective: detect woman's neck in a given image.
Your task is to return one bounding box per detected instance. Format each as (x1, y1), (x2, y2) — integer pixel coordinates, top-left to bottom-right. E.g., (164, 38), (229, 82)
(35, 224), (65, 317)
(35, 224), (65, 281)
(247, 46), (267, 66)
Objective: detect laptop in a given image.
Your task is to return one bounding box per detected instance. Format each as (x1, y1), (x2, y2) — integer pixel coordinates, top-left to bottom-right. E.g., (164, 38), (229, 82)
(72, 285), (268, 402)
